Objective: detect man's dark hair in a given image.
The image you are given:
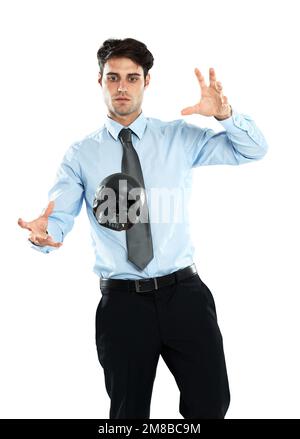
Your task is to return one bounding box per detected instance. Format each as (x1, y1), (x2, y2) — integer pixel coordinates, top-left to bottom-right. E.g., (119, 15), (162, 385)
(97, 38), (154, 80)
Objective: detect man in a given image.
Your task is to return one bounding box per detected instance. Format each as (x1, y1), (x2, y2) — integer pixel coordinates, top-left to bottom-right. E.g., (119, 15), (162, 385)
(18, 38), (268, 419)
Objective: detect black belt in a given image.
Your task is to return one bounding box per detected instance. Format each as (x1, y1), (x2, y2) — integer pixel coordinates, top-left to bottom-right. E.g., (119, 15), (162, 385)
(100, 263), (197, 293)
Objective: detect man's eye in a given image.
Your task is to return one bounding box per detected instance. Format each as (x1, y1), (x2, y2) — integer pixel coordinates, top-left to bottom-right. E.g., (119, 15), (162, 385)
(107, 76), (138, 82)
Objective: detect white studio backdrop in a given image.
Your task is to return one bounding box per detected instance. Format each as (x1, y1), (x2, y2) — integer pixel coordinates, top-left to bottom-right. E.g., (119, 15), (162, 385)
(1, 0), (299, 419)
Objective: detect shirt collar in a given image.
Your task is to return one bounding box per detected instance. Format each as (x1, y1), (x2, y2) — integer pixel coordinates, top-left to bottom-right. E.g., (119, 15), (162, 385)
(104, 111), (147, 141)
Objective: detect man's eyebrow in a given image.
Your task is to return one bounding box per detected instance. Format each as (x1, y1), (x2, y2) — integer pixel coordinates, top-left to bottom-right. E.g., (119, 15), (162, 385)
(106, 72), (142, 76)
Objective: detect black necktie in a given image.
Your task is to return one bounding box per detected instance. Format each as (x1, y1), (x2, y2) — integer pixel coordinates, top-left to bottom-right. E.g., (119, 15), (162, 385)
(118, 128), (154, 270)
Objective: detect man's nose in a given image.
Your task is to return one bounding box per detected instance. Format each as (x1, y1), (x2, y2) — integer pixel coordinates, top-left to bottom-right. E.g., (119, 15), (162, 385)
(117, 81), (128, 92)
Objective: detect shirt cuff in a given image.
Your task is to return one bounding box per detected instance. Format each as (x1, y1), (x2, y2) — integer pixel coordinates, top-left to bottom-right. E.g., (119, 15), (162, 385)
(215, 107), (253, 134)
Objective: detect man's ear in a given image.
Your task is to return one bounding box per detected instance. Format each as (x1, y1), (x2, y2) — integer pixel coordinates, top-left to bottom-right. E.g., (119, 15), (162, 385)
(144, 73), (150, 89)
(98, 72), (102, 87)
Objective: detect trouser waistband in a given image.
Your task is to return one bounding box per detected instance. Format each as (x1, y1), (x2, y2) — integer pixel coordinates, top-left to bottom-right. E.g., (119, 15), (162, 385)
(99, 263), (198, 293)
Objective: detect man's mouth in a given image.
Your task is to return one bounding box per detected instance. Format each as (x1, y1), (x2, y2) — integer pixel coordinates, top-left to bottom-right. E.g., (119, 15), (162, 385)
(115, 97), (130, 101)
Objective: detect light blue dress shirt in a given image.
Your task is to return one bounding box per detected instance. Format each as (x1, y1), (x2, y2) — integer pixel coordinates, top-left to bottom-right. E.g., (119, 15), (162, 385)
(31, 108), (268, 279)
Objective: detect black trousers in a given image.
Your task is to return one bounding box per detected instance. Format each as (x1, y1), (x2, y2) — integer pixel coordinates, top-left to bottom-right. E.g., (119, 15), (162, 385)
(95, 271), (230, 419)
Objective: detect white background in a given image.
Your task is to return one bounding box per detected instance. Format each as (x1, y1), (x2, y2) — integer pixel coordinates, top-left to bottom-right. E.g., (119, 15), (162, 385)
(1, 0), (299, 419)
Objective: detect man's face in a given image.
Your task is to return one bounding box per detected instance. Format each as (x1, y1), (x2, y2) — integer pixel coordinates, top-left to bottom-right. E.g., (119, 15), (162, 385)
(98, 57), (150, 118)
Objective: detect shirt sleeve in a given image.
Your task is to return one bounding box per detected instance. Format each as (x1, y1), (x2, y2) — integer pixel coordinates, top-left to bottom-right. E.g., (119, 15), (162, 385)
(179, 107), (269, 167)
(30, 142), (85, 254)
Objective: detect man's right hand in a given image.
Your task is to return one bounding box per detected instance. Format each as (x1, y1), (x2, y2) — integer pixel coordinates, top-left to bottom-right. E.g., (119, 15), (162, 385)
(18, 200), (63, 248)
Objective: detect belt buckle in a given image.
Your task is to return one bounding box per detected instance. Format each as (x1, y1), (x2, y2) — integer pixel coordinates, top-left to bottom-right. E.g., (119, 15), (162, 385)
(134, 277), (158, 293)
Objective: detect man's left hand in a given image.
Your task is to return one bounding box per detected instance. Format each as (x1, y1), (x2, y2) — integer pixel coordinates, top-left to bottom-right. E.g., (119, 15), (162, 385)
(181, 67), (232, 120)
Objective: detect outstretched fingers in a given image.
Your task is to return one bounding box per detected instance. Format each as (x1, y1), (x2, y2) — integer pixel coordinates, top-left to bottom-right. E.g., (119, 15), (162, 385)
(44, 235), (63, 248)
(28, 233), (62, 248)
(181, 104), (198, 115)
(194, 68), (206, 90)
(209, 67), (217, 89)
(18, 218), (32, 231)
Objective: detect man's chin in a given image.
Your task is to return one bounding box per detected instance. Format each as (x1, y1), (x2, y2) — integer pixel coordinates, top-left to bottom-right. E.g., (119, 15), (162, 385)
(112, 107), (135, 116)
(115, 111), (132, 116)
